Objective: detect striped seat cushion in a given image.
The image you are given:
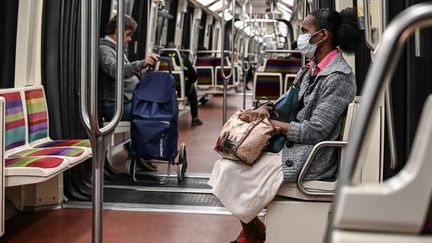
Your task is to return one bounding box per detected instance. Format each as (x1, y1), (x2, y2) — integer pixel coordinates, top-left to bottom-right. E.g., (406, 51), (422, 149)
(0, 91), (26, 151)
(34, 139), (91, 148)
(24, 88), (49, 143)
(9, 147), (85, 158)
(6, 157), (65, 169)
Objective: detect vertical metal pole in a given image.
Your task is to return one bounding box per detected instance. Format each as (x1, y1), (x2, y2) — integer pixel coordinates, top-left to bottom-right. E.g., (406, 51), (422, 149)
(220, 0), (235, 124)
(221, 0), (227, 123)
(89, 0), (103, 241)
(80, 0), (124, 242)
(381, 0), (397, 170)
(241, 1), (250, 110)
(301, 0), (308, 67)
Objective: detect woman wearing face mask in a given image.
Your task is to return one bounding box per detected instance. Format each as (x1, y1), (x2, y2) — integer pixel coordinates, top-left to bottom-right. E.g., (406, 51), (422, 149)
(208, 8), (360, 243)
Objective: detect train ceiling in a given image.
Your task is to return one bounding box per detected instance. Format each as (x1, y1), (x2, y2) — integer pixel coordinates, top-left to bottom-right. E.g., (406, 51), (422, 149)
(194, 0), (295, 21)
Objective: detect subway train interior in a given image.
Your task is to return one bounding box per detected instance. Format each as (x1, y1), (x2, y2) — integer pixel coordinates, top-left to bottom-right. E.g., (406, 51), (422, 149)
(0, 0), (431, 242)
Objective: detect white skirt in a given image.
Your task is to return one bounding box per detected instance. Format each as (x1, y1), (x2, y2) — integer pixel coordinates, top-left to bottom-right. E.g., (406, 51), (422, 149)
(208, 152), (283, 223)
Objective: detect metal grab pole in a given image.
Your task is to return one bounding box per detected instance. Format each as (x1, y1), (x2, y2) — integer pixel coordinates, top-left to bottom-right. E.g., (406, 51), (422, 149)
(326, 3), (432, 242)
(220, 0), (235, 124)
(241, 0), (251, 109)
(80, 0), (125, 242)
(301, 0), (308, 67)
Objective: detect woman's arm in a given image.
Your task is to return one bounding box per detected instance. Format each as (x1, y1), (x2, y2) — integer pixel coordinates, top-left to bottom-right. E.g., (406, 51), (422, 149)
(287, 74), (356, 144)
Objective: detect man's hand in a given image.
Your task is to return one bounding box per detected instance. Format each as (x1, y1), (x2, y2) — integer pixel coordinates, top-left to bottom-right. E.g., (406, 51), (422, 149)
(143, 53), (160, 68)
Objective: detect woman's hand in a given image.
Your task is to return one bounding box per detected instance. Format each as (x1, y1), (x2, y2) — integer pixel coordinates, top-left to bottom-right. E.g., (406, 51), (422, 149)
(143, 53), (160, 68)
(270, 119), (289, 135)
(238, 106), (270, 122)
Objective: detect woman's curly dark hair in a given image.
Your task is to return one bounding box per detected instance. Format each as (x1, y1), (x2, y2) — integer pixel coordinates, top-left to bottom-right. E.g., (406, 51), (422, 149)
(310, 8), (360, 53)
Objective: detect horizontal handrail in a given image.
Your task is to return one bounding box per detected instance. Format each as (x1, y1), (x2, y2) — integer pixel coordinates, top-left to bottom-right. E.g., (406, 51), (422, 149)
(297, 141), (348, 197)
(257, 49), (301, 67)
(196, 50), (232, 55)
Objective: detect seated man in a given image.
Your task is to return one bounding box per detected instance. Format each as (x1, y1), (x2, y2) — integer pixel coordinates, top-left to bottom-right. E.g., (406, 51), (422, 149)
(99, 14), (159, 121)
(165, 42), (203, 126)
(99, 15), (159, 172)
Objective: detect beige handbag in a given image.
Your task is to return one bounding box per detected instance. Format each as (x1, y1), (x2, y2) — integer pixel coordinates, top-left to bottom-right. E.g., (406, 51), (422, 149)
(214, 111), (277, 165)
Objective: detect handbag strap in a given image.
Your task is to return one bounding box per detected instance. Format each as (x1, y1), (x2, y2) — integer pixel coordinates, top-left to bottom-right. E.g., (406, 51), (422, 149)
(254, 96), (274, 110)
(254, 66), (309, 112)
(273, 66), (308, 107)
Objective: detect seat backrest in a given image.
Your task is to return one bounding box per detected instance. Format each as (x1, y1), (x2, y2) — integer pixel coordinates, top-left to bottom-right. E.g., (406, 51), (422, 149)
(254, 73), (282, 101)
(23, 86), (49, 144)
(0, 89), (27, 152)
(195, 67), (213, 85)
(195, 57), (230, 68)
(215, 66), (234, 86)
(195, 57), (216, 67)
(284, 74), (297, 93)
(264, 58), (301, 80)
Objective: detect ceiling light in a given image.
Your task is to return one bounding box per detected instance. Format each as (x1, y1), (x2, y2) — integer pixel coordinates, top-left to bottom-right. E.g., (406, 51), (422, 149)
(281, 0), (294, 7)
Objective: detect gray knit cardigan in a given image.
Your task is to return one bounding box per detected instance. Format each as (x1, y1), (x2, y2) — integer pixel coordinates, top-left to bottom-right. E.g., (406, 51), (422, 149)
(282, 53), (356, 182)
(99, 37), (146, 105)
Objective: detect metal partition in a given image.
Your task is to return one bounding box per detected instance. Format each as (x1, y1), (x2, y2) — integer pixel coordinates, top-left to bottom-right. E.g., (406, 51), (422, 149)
(80, 0), (125, 242)
(326, 2), (432, 241)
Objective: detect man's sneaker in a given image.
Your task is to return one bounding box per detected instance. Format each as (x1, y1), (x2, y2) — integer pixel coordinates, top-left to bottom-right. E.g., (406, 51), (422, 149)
(199, 97), (209, 105)
(191, 117), (203, 126)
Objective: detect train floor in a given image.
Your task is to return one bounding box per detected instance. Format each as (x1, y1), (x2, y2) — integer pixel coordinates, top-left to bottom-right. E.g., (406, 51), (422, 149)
(2, 91), (258, 243)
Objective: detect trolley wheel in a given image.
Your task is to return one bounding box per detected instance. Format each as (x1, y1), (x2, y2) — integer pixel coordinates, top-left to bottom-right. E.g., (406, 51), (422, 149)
(126, 158), (135, 176)
(177, 143), (187, 182)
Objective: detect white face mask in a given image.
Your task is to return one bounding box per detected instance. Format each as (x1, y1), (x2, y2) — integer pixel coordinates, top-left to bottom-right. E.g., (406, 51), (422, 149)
(297, 30), (323, 59)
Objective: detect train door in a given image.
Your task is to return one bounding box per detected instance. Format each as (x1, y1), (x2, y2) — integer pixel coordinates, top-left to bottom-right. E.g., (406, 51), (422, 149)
(327, 1), (432, 241)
